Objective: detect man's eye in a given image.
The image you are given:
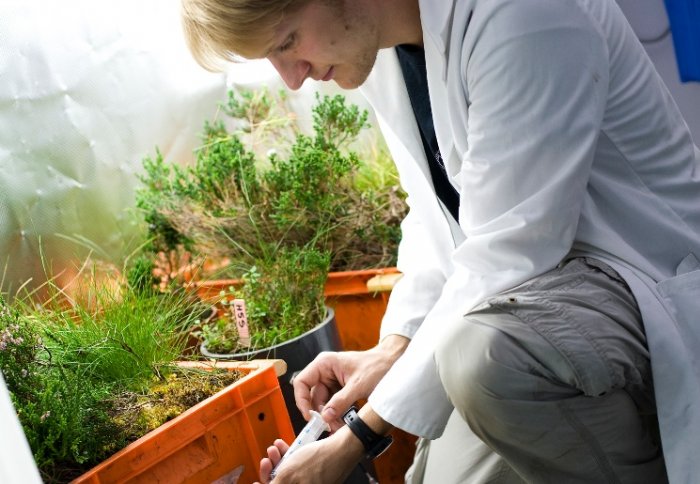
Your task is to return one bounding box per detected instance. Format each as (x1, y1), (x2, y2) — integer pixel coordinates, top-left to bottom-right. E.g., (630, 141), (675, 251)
(278, 34), (295, 52)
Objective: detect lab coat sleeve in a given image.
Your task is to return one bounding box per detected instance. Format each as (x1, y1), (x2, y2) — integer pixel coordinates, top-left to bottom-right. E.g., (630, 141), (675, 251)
(373, 122), (451, 340)
(370, 2), (610, 437)
(378, 199), (449, 340)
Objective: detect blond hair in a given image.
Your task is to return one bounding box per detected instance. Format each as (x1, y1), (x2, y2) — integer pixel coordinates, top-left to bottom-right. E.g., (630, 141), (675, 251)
(180, 0), (306, 71)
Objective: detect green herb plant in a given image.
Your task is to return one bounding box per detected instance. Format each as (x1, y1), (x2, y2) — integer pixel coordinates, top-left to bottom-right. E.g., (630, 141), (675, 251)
(199, 246), (330, 353)
(136, 89), (406, 274)
(135, 89), (407, 355)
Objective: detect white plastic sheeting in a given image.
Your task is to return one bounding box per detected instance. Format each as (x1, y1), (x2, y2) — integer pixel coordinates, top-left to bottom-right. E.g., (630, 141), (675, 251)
(0, 0), (228, 294)
(0, 374), (41, 484)
(0, 1), (373, 296)
(0, 374), (42, 484)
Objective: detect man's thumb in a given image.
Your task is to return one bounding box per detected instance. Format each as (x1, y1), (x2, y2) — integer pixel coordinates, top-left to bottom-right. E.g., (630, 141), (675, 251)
(321, 389), (354, 424)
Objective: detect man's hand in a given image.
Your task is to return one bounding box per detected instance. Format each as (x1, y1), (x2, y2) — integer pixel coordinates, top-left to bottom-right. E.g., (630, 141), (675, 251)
(292, 335), (409, 428)
(258, 438), (289, 482)
(255, 406), (393, 483)
(255, 423), (365, 484)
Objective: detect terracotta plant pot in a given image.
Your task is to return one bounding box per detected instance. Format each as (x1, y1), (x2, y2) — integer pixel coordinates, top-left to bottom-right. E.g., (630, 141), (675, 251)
(72, 359), (294, 484)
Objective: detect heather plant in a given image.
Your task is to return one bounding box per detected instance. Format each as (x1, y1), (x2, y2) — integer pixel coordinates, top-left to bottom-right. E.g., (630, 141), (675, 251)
(0, 299), (40, 400)
(0, 296), (119, 483)
(1, 272), (236, 482)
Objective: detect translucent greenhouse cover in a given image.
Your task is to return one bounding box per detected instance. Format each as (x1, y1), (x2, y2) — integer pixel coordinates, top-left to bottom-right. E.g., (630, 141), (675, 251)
(0, 374), (41, 484)
(0, 0), (370, 297)
(0, 374), (42, 483)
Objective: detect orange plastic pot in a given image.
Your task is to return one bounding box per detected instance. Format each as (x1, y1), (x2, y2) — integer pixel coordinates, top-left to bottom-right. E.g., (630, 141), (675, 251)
(72, 359), (294, 484)
(323, 269), (417, 484)
(323, 268), (402, 351)
(190, 268), (403, 352)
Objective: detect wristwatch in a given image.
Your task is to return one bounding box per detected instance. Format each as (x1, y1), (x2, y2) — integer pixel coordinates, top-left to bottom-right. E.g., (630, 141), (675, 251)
(343, 406), (393, 460)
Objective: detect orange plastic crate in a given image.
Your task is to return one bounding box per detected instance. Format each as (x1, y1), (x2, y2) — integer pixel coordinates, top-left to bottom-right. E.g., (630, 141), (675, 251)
(73, 359), (294, 484)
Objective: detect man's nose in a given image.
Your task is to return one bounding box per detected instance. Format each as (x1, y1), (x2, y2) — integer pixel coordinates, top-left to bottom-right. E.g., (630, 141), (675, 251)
(267, 55), (310, 90)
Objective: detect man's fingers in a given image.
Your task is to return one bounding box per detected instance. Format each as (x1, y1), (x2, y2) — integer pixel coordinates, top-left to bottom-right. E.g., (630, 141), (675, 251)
(292, 352), (339, 419)
(293, 364), (321, 419)
(309, 382), (332, 413)
(258, 457), (273, 484)
(273, 438), (290, 454)
(257, 439), (290, 483)
(321, 386), (356, 428)
(267, 444), (282, 464)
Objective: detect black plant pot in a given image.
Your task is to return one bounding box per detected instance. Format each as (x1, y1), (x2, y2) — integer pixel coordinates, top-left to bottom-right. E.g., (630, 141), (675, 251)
(200, 307), (342, 433)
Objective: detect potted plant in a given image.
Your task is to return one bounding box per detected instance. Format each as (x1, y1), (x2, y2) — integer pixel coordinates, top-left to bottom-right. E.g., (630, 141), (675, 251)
(133, 90), (406, 429)
(0, 268), (293, 483)
(136, 89), (405, 274)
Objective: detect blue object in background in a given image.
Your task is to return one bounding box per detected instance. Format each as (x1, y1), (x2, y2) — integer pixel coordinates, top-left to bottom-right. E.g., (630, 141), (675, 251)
(664, 0), (700, 82)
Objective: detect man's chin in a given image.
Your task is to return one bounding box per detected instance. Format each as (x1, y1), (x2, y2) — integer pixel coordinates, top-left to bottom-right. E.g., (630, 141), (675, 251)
(334, 72), (371, 90)
(334, 79), (359, 89)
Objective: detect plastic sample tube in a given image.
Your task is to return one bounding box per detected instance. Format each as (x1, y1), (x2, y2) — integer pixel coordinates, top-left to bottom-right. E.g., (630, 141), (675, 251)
(270, 410), (330, 479)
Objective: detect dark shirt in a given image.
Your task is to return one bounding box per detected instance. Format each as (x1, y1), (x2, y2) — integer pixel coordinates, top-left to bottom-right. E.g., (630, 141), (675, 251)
(395, 44), (460, 222)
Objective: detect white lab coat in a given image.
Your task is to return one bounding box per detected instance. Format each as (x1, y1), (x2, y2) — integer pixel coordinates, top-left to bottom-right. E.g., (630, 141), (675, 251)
(362, 0), (700, 482)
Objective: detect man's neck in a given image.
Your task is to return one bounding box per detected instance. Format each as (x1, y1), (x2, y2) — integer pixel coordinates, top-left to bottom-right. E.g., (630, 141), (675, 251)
(368, 0), (423, 48)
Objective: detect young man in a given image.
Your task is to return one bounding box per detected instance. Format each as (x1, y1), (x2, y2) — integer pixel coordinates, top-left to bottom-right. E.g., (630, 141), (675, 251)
(181, 0), (700, 482)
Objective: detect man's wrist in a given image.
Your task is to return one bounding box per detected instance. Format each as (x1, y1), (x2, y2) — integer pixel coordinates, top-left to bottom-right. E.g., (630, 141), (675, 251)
(343, 405), (393, 460)
(357, 404), (393, 437)
(375, 334), (410, 363)
(335, 421), (367, 458)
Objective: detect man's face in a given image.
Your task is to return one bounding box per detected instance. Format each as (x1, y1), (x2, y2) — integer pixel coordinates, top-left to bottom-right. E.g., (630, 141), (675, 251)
(264, 0), (380, 90)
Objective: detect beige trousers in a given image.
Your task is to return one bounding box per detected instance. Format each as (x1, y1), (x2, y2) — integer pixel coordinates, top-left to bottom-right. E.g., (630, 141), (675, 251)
(405, 258), (667, 484)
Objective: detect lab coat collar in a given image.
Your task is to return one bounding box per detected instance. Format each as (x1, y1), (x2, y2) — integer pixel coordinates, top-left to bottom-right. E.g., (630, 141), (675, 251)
(362, 49), (433, 185)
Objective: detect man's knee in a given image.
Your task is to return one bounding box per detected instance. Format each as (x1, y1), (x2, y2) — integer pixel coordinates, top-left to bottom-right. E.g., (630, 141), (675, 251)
(434, 314), (522, 412)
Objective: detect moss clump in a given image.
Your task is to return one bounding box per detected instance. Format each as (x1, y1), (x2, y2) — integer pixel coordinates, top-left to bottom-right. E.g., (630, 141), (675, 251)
(111, 368), (243, 442)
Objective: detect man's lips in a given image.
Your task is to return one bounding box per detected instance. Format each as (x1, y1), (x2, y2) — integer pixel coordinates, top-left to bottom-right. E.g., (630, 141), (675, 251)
(322, 66), (335, 81)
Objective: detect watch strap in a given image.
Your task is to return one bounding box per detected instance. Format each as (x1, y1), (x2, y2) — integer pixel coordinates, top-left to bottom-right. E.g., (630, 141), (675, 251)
(343, 406), (393, 459)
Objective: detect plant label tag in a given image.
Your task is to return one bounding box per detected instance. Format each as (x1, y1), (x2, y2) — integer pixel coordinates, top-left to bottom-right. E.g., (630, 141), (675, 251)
(232, 298), (251, 347)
